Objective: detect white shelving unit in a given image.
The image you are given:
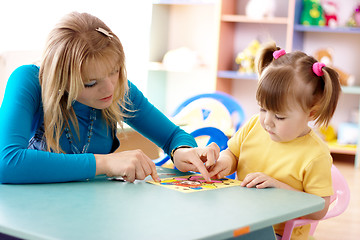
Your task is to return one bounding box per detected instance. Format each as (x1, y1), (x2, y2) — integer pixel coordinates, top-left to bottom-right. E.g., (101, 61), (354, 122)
(147, 0), (219, 114)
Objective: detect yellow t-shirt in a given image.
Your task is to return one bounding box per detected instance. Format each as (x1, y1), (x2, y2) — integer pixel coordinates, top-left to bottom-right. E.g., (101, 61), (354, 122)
(228, 115), (333, 240)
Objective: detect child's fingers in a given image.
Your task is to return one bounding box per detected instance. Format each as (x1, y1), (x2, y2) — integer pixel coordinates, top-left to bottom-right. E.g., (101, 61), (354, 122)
(255, 182), (268, 189)
(208, 165), (226, 179)
(241, 173), (259, 187)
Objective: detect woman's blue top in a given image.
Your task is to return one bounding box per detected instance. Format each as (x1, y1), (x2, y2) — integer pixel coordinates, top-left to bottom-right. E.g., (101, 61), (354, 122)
(0, 65), (196, 183)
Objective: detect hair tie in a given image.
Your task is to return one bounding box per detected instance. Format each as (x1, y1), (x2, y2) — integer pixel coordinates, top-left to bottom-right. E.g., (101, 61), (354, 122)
(312, 62), (325, 76)
(273, 49), (286, 59)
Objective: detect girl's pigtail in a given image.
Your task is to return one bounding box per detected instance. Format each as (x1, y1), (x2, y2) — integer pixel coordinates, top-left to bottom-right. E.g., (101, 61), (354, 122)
(315, 66), (341, 126)
(255, 42), (280, 75)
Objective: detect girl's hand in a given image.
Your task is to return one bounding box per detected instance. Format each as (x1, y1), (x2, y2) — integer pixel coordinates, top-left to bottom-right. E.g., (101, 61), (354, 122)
(173, 142), (220, 182)
(242, 173), (331, 220)
(241, 172), (280, 188)
(241, 172), (297, 190)
(208, 149), (238, 179)
(94, 150), (160, 183)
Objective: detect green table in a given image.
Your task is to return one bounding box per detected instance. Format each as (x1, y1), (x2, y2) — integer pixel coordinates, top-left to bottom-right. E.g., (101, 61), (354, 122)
(0, 167), (324, 240)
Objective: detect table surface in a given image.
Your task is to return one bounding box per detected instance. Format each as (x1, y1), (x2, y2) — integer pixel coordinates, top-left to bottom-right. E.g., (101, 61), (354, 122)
(0, 167), (324, 240)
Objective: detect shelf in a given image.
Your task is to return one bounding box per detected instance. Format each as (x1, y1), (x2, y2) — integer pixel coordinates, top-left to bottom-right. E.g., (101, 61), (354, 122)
(218, 70), (258, 80)
(330, 147), (356, 155)
(152, 0), (216, 4)
(341, 86), (360, 95)
(222, 14), (289, 24)
(294, 24), (360, 34)
(216, 74), (360, 95)
(149, 61), (210, 72)
(328, 141), (357, 155)
(216, 72), (360, 91)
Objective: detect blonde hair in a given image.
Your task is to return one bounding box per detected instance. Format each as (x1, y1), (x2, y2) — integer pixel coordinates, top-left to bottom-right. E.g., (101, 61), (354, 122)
(39, 12), (129, 153)
(255, 42), (341, 127)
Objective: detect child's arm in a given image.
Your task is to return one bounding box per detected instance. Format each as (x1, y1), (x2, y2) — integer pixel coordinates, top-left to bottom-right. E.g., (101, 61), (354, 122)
(208, 149), (238, 179)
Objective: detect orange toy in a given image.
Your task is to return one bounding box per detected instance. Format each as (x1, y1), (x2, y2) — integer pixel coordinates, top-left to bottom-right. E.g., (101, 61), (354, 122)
(313, 48), (355, 86)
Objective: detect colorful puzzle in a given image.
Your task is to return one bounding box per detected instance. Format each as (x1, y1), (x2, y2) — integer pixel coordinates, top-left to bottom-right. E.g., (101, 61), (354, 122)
(147, 174), (242, 193)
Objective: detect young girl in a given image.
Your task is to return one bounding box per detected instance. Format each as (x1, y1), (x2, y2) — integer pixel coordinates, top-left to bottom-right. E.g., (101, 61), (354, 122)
(0, 12), (219, 184)
(209, 42), (341, 240)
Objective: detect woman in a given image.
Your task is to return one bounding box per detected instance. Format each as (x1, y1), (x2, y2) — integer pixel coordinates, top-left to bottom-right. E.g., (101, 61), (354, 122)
(0, 12), (219, 184)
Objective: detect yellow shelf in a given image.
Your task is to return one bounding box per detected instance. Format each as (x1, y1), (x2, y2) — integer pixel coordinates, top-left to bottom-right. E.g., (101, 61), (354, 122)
(327, 141), (356, 155)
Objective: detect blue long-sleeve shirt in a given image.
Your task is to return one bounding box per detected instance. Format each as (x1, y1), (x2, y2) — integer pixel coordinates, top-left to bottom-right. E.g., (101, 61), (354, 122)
(0, 65), (196, 183)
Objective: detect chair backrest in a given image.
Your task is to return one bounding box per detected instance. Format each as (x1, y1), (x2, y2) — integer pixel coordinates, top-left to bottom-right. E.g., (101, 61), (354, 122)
(153, 127), (229, 167)
(170, 92), (245, 136)
(190, 127), (229, 151)
(281, 164), (350, 240)
(325, 165), (351, 218)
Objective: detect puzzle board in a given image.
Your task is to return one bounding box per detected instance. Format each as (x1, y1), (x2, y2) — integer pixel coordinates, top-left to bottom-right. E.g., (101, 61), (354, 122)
(147, 174), (242, 193)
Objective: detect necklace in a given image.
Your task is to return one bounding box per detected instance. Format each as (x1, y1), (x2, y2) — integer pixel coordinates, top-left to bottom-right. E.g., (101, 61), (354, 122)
(64, 108), (96, 154)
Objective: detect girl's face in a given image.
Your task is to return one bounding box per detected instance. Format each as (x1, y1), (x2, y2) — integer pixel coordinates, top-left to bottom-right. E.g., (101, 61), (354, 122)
(259, 102), (312, 142)
(77, 65), (119, 109)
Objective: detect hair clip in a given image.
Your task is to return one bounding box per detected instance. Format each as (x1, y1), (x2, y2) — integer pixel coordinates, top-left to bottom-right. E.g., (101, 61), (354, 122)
(95, 27), (113, 39)
(273, 49), (286, 59)
(313, 62), (325, 76)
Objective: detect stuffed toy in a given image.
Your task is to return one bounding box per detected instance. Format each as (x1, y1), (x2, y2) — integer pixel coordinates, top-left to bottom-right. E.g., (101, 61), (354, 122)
(301, 0), (326, 26)
(245, 0), (276, 19)
(321, 0), (338, 27)
(313, 48), (355, 86)
(235, 40), (261, 74)
(162, 47), (201, 71)
(346, 4), (360, 27)
(317, 125), (337, 142)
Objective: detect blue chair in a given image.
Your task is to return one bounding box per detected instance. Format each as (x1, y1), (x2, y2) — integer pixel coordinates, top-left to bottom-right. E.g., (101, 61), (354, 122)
(170, 92), (245, 137)
(153, 126), (236, 179)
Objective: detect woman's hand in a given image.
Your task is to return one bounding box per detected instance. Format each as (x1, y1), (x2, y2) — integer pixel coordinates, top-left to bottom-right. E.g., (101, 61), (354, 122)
(94, 150), (160, 183)
(173, 142), (220, 182)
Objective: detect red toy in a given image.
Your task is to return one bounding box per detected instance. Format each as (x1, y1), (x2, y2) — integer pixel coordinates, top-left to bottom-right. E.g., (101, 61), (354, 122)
(322, 0), (338, 27)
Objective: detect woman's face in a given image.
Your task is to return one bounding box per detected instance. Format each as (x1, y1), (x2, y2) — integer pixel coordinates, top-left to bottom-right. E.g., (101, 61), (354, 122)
(77, 64), (119, 109)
